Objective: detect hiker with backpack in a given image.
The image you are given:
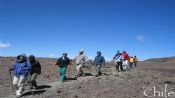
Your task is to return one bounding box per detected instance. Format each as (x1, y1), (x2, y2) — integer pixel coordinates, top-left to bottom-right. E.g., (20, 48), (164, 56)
(121, 51), (130, 71)
(28, 55), (41, 90)
(74, 49), (88, 77)
(55, 53), (70, 82)
(113, 51), (123, 72)
(129, 56), (134, 68)
(93, 51), (106, 77)
(8, 54), (31, 97)
(133, 56), (138, 67)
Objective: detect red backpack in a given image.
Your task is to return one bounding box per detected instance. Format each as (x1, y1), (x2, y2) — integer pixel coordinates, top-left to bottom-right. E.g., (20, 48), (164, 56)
(122, 53), (129, 60)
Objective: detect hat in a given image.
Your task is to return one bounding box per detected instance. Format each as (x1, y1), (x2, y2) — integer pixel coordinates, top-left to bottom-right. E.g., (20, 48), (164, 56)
(97, 51), (101, 54)
(62, 53), (67, 55)
(29, 55), (35, 61)
(80, 49), (84, 52)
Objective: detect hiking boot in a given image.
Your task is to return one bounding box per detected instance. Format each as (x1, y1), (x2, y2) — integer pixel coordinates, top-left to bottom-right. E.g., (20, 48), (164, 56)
(82, 74), (86, 77)
(95, 75), (99, 77)
(16, 90), (22, 97)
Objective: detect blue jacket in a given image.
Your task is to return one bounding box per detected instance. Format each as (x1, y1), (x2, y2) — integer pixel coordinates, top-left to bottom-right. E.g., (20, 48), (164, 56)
(93, 55), (105, 65)
(12, 54), (31, 78)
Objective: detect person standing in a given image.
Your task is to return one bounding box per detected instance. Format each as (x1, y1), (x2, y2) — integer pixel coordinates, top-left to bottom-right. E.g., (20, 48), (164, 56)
(74, 49), (88, 77)
(8, 54), (31, 97)
(113, 51), (123, 72)
(93, 51), (105, 77)
(55, 53), (70, 82)
(28, 55), (41, 90)
(121, 51), (130, 71)
(129, 56), (134, 68)
(133, 56), (138, 67)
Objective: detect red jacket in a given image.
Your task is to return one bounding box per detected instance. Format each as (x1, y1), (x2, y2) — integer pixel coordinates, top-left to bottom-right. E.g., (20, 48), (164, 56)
(122, 53), (129, 60)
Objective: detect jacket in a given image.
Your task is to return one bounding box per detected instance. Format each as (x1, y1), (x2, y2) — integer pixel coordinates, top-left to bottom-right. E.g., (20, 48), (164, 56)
(30, 60), (41, 74)
(56, 57), (70, 67)
(75, 54), (87, 64)
(12, 54), (31, 78)
(93, 55), (105, 65)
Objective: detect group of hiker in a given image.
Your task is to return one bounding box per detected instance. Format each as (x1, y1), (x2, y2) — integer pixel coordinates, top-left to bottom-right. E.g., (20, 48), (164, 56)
(55, 49), (106, 83)
(8, 49), (138, 97)
(113, 51), (138, 72)
(8, 54), (41, 97)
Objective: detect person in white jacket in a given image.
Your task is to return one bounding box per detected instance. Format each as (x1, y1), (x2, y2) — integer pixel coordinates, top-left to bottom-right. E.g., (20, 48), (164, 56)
(74, 49), (88, 77)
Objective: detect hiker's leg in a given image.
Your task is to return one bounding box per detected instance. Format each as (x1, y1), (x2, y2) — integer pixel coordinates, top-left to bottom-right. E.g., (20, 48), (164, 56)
(96, 65), (101, 76)
(31, 73), (38, 88)
(58, 67), (62, 81)
(27, 73), (32, 89)
(17, 76), (26, 95)
(117, 62), (120, 72)
(126, 60), (129, 69)
(114, 61), (118, 72)
(13, 76), (19, 91)
(60, 67), (67, 82)
(76, 64), (80, 76)
(130, 62), (132, 68)
(119, 62), (124, 71)
(79, 64), (84, 76)
(134, 62), (137, 67)
(122, 61), (125, 70)
(76, 64), (83, 76)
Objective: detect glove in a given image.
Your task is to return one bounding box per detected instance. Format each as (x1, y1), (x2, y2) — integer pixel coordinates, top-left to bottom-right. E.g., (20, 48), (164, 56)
(8, 67), (13, 71)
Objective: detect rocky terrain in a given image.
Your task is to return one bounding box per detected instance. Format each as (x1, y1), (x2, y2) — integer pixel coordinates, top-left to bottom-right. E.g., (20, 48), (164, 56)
(0, 56), (175, 98)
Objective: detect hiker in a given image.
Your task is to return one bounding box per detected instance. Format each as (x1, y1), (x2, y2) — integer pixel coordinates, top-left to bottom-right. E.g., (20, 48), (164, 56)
(8, 54), (31, 97)
(129, 56), (134, 68)
(133, 56), (138, 67)
(113, 51), (123, 72)
(55, 53), (70, 82)
(93, 51), (105, 77)
(121, 51), (130, 71)
(28, 55), (41, 90)
(74, 49), (88, 77)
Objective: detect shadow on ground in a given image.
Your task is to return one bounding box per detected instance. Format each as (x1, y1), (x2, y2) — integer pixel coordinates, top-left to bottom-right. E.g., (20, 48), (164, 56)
(21, 85), (51, 97)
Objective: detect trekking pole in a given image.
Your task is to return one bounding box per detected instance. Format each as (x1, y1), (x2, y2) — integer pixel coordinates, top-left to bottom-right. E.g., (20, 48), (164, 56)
(8, 67), (14, 92)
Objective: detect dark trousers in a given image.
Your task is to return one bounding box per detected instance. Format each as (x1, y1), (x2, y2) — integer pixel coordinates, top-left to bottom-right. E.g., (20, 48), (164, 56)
(130, 62), (134, 68)
(28, 73), (38, 88)
(115, 61), (123, 71)
(134, 61), (137, 67)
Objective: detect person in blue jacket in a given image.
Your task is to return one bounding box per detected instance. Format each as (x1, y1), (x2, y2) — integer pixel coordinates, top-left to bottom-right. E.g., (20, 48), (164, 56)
(93, 51), (105, 77)
(9, 54), (31, 97)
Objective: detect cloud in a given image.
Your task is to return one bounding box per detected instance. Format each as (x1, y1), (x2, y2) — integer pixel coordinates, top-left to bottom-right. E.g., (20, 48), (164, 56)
(48, 54), (54, 58)
(136, 35), (145, 42)
(0, 41), (10, 49)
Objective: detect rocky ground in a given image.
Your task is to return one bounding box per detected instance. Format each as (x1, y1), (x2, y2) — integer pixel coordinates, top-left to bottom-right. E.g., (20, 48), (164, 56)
(0, 57), (175, 98)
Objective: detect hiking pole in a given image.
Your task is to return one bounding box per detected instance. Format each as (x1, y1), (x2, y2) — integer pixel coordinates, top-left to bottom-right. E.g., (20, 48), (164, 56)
(8, 67), (14, 92)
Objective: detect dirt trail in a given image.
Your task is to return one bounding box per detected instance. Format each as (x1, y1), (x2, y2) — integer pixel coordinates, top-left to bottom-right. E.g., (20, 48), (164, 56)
(1, 57), (175, 98)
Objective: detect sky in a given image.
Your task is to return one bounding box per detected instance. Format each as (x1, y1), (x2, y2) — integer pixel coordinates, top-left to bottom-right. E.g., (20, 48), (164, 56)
(0, 0), (175, 61)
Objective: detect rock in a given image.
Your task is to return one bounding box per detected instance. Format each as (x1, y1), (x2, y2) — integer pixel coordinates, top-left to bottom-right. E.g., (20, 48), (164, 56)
(56, 89), (61, 94)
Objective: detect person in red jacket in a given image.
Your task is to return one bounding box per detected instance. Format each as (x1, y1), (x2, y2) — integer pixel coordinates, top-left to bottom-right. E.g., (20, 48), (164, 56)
(121, 51), (130, 71)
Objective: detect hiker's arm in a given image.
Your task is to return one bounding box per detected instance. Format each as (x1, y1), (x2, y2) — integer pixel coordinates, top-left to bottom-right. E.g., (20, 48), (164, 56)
(8, 67), (14, 71)
(113, 54), (117, 60)
(9, 63), (16, 71)
(55, 59), (59, 65)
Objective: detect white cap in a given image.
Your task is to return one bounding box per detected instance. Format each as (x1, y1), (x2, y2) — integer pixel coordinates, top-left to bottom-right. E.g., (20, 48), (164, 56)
(80, 49), (84, 52)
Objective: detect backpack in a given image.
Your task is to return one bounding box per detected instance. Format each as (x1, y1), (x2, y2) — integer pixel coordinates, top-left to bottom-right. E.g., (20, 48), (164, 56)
(122, 53), (129, 60)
